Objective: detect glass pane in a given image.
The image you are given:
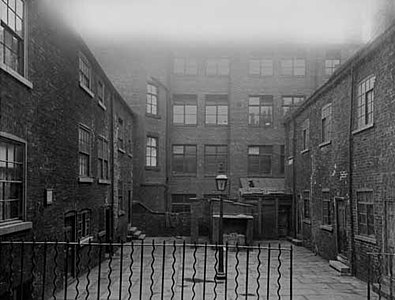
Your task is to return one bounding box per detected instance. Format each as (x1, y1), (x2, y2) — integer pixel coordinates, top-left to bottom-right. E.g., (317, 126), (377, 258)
(8, 11), (15, 31)
(173, 146), (184, 154)
(249, 97), (260, 105)
(173, 114), (184, 124)
(16, 16), (22, 36)
(0, 142), (6, 161)
(248, 147), (259, 155)
(185, 157), (196, 173)
(185, 146), (196, 154)
(205, 146), (216, 154)
(16, 0), (23, 17)
(1, 2), (6, 22)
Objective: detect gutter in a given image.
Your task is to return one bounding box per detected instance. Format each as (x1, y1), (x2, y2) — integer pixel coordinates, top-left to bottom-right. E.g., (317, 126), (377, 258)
(349, 65), (356, 274)
(110, 94), (115, 242)
(292, 118), (297, 238)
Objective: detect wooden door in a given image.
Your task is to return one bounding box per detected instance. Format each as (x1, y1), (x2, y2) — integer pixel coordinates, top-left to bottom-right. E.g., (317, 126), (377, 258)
(336, 198), (348, 256)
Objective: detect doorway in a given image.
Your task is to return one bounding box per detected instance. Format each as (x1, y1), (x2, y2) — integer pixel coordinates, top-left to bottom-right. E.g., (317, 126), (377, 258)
(336, 197), (348, 257)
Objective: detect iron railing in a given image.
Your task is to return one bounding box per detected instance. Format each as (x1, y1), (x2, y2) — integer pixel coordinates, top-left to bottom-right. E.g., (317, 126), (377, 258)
(0, 240), (293, 300)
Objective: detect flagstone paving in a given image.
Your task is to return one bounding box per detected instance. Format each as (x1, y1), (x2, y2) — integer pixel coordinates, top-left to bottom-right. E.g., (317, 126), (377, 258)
(57, 237), (379, 299)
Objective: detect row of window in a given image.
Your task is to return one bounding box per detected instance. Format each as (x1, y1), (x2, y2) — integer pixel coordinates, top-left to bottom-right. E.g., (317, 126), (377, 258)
(78, 122), (131, 181)
(145, 139), (285, 176)
(173, 57), (341, 77)
(302, 189), (374, 238)
(300, 75), (375, 152)
(170, 94), (305, 127)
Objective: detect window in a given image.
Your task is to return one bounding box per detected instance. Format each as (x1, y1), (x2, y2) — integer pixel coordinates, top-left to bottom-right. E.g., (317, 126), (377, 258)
(118, 118), (124, 151)
(356, 75), (375, 129)
(322, 190), (331, 225)
(206, 58), (229, 76)
(282, 96), (305, 115)
(325, 59), (340, 76)
(280, 58), (305, 76)
(118, 181), (124, 213)
(98, 136), (109, 180)
(204, 145), (227, 175)
(303, 191), (310, 219)
(0, 136), (24, 222)
(79, 53), (91, 90)
(171, 194), (196, 213)
(78, 210), (91, 238)
(357, 191), (374, 237)
(172, 145), (197, 175)
(173, 58), (198, 75)
(280, 145), (285, 174)
(0, 0), (24, 75)
(205, 95), (228, 125)
(249, 59), (273, 76)
(78, 125), (91, 177)
(321, 104), (332, 143)
(248, 96), (273, 127)
(146, 83), (158, 115)
(146, 136), (158, 168)
(248, 146), (272, 175)
(302, 119), (309, 151)
(173, 94), (197, 125)
(98, 80), (105, 106)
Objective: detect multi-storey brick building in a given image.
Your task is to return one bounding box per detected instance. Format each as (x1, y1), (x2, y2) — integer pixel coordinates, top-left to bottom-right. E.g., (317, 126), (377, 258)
(89, 40), (360, 237)
(0, 1), (133, 297)
(284, 21), (395, 284)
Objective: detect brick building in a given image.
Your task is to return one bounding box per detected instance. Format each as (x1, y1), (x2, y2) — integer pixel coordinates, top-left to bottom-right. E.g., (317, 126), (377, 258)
(284, 21), (395, 283)
(0, 1), (133, 297)
(88, 40), (361, 237)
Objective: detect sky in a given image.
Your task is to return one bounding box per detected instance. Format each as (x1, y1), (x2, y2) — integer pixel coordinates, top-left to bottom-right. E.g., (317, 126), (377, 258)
(58, 0), (374, 44)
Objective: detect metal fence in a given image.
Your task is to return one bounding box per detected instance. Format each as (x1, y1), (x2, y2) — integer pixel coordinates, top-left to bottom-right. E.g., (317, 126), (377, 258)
(0, 240), (293, 300)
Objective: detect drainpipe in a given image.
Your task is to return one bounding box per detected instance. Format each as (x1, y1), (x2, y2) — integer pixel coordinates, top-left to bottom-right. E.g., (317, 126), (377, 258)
(292, 118), (297, 238)
(349, 66), (356, 274)
(110, 94), (115, 243)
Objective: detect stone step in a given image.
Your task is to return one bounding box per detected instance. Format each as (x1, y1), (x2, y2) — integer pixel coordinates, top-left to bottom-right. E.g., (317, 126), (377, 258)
(329, 260), (351, 276)
(133, 230), (142, 237)
(128, 226), (137, 234)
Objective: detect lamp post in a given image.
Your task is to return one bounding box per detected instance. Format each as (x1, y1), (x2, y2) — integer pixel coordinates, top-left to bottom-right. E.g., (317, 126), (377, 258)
(215, 173), (228, 280)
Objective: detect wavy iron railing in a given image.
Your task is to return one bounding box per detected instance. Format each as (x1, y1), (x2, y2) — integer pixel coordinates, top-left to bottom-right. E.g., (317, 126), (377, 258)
(0, 240), (293, 300)
(367, 252), (395, 300)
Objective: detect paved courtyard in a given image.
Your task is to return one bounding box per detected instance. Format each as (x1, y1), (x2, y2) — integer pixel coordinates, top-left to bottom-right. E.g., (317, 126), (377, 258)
(57, 237), (379, 300)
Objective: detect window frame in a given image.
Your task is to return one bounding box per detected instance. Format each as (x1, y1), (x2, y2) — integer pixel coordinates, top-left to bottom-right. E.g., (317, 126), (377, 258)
(204, 145), (228, 176)
(0, 133), (26, 223)
(173, 57), (198, 75)
(321, 103), (332, 144)
(78, 52), (92, 93)
(146, 83), (158, 116)
(282, 96), (305, 116)
(145, 136), (158, 169)
(0, 0), (25, 76)
(355, 75), (375, 131)
(356, 190), (375, 238)
(173, 94), (198, 126)
(280, 58), (305, 76)
(171, 194), (196, 213)
(172, 145), (197, 175)
(78, 124), (92, 180)
(247, 145), (273, 176)
(78, 209), (92, 239)
(248, 95), (274, 127)
(97, 79), (105, 108)
(97, 135), (109, 182)
(301, 119), (309, 152)
(248, 59), (273, 77)
(325, 59), (341, 76)
(205, 95), (229, 126)
(205, 58), (230, 76)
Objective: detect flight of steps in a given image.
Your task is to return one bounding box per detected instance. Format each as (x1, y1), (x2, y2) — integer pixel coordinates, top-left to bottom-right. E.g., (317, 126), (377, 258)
(329, 256), (351, 276)
(127, 225), (146, 241)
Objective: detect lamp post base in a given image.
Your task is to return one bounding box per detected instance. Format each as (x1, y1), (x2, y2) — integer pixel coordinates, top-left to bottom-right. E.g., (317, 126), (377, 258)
(215, 272), (226, 280)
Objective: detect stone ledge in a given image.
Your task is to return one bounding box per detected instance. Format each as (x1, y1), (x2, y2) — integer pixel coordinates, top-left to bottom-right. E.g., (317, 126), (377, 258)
(329, 260), (351, 276)
(0, 221), (33, 236)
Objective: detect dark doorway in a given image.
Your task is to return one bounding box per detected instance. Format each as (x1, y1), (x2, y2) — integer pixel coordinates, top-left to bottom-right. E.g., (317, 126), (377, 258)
(336, 197), (348, 257)
(64, 211), (77, 277)
(105, 206), (112, 253)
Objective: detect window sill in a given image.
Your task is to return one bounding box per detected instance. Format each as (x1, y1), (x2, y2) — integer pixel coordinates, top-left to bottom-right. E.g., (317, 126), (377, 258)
(80, 236), (94, 245)
(320, 224), (333, 232)
(0, 221), (33, 236)
(145, 166), (160, 171)
(248, 124), (273, 128)
(352, 123), (374, 135)
(79, 177), (94, 183)
(319, 141), (331, 148)
(303, 219), (311, 225)
(301, 149), (309, 154)
(128, 153), (133, 158)
(98, 179), (111, 185)
(204, 124), (229, 127)
(118, 210), (125, 217)
(172, 124), (198, 127)
(172, 173), (197, 177)
(0, 62), (33, 89)
(118, 148), (126, 154)
(97, 230), (106, 238)
(355, 234), (376, 244)
(173, 73), (198, 77)
(248, 74), (274, 78)
(79, 82), (95, 98)
(98, 101), (107, 111)
(146, 113), (161, 119)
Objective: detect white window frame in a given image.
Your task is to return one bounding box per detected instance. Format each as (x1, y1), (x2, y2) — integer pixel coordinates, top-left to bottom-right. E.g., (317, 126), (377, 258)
(321, 103), (332, 144)
(356, 75), (375, 130)
(78, 124), (92, 181)
(79, 53), (92, 93)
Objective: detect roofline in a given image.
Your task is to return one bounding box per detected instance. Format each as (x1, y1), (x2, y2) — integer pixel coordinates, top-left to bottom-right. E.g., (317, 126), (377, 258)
(284, 20), (395, 124)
